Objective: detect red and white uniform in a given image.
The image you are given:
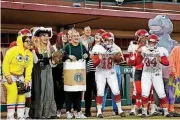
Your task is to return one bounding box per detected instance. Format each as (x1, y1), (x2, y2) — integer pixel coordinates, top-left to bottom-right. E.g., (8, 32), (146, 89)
(92, 44), (120, 97)
(127, 42), (144, 108)
(141, 46), (169, 99)
(140, 34), (170, 117)
(92, 43), (124, 117)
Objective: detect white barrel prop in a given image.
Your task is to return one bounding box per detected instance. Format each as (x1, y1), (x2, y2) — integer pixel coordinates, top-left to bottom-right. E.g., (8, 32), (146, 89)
(63, 60), (86, 91)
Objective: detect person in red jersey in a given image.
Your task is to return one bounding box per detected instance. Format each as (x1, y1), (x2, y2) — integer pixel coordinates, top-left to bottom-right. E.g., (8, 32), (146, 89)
(128, 29), (150, 116)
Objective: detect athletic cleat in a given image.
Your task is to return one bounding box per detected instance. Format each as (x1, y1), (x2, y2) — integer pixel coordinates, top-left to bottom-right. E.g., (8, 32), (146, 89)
(141, 114), (147, 117)
(136, 108), (142, 116)
(169, 112), (180, 117)
(164, 113), (171, 117)
(129, 111), (136, 116)
(151, 111), (159, 116)
(119, 111), (127, 117)
(97, 114), (103, 118)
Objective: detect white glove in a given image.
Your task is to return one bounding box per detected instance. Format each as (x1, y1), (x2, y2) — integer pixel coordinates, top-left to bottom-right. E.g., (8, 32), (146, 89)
(69, 55), (76, 61)
(83, 53), (88, 59)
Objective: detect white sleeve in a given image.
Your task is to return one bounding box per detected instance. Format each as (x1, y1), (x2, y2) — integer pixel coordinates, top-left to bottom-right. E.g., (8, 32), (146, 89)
(52, 44), (58, 52)
(141, 46), (147, 57)
(91, 46), (97, 54)
(159, 47), (169, 57)
(92, 45), (106, 54)
(127, 41), (138, 53)
(32, 50), (38, 64)
(163, 47), (169, 57)
(49, 59), (57, 67)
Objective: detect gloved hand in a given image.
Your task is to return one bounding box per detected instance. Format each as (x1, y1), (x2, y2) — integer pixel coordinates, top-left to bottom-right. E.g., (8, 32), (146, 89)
(69, 55), (76, 61)
(83, 53), (88, 59)
(16, 81), (30, 95)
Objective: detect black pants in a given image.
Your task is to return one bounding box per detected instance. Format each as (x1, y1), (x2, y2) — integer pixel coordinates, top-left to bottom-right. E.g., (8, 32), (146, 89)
(84, 71), (97, 113)
(52, 65), (65, 110)
(65, 91), (82, 112)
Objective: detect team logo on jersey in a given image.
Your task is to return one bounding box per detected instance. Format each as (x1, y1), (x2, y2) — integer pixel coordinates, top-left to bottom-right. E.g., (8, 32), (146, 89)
(74, 73), (83, 83)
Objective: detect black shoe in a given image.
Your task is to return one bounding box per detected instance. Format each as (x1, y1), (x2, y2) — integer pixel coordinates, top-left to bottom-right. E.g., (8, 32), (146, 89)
(147, 111), (150, 115)
(173, 113), (180, 117)
(129, 112), (136, 116)
(50, 116), (60, 119)
(85, 112), (92, 117)
(169, 112), (180, 117)
(137, 108), (142, 114)
(97, 114), (103, 118)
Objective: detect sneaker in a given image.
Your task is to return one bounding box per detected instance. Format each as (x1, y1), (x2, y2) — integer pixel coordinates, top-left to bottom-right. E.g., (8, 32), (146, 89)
(73, 111), (79, 118)
(66, 111), (73, 119)
(77, 111), (87, 119)
(51, 116), (60, 119)
(57, 110), (61, 118)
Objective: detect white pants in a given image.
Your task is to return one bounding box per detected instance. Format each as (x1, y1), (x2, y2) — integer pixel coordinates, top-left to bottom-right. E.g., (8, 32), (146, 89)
(3, 75), (24, 82)
(141, 72), (166, 98)
(132, 67), (136, 96)
(95, 69), (120, 96)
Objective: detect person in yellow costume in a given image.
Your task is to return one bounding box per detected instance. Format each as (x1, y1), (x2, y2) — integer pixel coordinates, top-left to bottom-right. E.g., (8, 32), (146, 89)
(2, 29), (33, 120)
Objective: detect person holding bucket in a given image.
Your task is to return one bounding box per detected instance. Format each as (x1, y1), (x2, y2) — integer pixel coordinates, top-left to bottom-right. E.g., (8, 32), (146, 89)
(63, 30), (89, 119)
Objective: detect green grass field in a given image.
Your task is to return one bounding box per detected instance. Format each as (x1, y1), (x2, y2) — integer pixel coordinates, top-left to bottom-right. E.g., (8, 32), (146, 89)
(1, 112), (180, 119)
